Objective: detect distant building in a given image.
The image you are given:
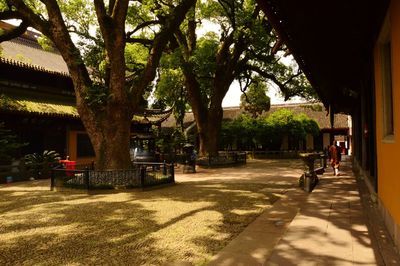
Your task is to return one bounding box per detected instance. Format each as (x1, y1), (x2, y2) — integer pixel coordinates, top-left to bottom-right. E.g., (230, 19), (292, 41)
(162, 103), (351, 152)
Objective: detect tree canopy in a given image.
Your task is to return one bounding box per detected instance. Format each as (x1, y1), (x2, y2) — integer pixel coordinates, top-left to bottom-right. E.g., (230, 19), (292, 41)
(1, 0), (319, 163)
(151, 0), (317, 155)
(0, 0), (196, 169)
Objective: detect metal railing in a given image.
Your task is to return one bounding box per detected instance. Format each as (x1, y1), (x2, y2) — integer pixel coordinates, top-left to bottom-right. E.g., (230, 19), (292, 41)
(197, 151), (247, 167)
(249, 150), (301, 159)
(50, 161), (174, 190)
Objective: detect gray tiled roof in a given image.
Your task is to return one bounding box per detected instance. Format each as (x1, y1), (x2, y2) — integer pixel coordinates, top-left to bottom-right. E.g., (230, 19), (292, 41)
(162, 103), (349, 129)
(267, 103), (349, 129)
(0, 23), (68, 74)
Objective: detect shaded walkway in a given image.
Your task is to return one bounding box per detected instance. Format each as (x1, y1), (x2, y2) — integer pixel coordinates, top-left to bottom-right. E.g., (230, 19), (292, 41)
(208, 159), (400, 265)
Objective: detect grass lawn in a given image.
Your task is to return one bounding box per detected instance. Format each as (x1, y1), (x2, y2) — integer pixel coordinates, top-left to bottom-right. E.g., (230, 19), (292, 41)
(0, 159), (302, 265)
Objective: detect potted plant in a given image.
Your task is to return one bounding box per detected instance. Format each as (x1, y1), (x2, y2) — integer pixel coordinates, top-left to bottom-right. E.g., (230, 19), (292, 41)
(25, 150), (61, 179)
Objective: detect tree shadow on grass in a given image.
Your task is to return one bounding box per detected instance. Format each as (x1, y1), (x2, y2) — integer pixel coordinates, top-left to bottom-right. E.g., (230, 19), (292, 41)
(0, 159), (310, 265)
(0, 182), (297, 265)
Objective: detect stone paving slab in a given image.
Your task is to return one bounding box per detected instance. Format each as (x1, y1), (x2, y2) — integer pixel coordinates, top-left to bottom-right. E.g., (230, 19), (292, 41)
(208, 189), (309, 265)
(208, 159), (400, 266)
(266, 165), (379, 266)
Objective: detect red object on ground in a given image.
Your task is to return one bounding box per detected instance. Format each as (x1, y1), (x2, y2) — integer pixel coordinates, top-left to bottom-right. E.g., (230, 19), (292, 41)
(65, 161), (76, 170)
(59, 160), (76, 176)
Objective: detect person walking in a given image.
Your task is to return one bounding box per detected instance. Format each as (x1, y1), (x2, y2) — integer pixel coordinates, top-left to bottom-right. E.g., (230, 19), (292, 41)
(336, 144), (342, 163)
(329, 141), (339, 176)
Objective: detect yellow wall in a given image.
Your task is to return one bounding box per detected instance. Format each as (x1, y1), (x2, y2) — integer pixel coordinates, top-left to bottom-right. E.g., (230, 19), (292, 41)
(374, 0), (400, 225)
(67, 130), (95, 164)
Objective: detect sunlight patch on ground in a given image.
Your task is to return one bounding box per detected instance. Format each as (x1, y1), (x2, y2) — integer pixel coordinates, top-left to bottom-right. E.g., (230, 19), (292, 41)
(0, 159), (301, 265)
(0, 224), (82, 243)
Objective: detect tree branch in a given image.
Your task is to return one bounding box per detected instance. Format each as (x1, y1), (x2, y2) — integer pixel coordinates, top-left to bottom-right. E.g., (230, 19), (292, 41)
(126, 37), (153, 46)
(283, 69), (302, 86)
(67, 25), (102, 45)
(246, 64), (290, 98)
(216, 31), (235, 65)
(271, 38), (283, 54)
(159, 0), (174, 8)
(110, 0), (129, 26)
(6, 0), (49, 34)
(187, 6), (196, 53)
(94, 0), (129, 95)
(109, 0), (116, 15)
(0, 10), (24, 20)
(133, 0), (197, 105)
(126, 20), (160, 37)
(0, 20), (29, 42)
(174, 29), (190, 59)
(218, 0), (235, 28)
(93, 0), (111, 41)
(247, 48), (277, 64)
(239, 72), (252, 93)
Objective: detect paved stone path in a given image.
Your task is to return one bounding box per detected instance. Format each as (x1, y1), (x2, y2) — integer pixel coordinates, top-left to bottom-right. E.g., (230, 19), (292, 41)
(208, 159), (400, 266)
(2, 159), (399, 265)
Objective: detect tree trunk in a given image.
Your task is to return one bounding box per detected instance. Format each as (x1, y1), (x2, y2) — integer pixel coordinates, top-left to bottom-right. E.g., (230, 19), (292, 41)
(197, 106), (223, 156)
(196, 117), (208, 156)
(87, 118), (131, 170)
(77, 100), (132, 170)
(188, 81), (226, 157)
(194, 30), (245, 156)
(183, 62), (232, 157)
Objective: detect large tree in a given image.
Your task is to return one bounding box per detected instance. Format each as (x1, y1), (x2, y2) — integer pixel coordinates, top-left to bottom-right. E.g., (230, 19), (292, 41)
(0, 0), (196, 169)
(156, 0), (315, 156)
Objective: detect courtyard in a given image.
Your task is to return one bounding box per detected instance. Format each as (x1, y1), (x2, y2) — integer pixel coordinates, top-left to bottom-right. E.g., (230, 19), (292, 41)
(0, 159), (303, 265)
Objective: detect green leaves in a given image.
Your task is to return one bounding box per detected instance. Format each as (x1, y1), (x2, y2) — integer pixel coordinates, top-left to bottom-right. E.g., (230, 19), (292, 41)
(84, 83), (110, 110)
(37, 35), (54, 51)
(296, 113), (320, 137)
(24, 150), (61, 178)
(0, 2), (8, 12)
(59, 0), (96, 29)
(240, 80), (271, 117)
(154, 50), (188, 127)
(125, 43), (148, 74)
(0, 123), (27, 163)
(220, 108), (320, 150)
(25, 150), (61, 166)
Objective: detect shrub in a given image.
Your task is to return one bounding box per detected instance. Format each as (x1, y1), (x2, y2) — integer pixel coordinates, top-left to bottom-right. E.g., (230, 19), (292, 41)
(0, 122), (27, 164)
(25, 150), (61, 178)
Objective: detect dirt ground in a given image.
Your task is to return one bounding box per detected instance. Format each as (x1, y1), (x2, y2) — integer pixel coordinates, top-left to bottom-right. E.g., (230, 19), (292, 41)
(0, 159), (303, 265)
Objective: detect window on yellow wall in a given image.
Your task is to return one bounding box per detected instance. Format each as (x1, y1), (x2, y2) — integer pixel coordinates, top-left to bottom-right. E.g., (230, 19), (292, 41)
(77, 133), (95, 157)
(380, 16), (395, 140)
(382, 42), (394, 136)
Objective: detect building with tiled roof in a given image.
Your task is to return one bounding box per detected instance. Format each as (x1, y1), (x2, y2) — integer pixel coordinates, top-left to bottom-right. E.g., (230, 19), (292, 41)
(163, 103), (351, 152)
(267, 103), (349, 129)
(0, 22), (171, 163)
(266, 103), (350, 151)
(163, 103), (349, 128)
